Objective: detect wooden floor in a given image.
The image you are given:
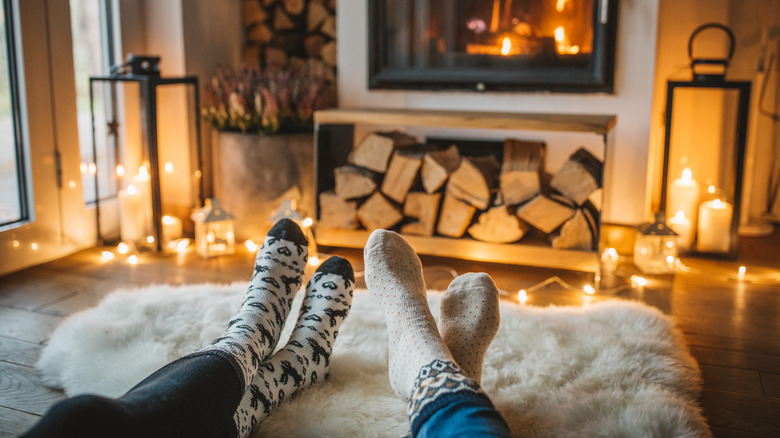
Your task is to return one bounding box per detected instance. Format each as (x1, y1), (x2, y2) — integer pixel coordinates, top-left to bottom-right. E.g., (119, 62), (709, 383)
(1, 234), (779, 437)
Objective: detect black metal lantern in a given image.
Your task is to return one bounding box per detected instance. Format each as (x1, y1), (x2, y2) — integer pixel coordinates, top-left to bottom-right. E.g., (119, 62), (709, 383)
(90, 55), (204, 252)
(659, 23), (750, 260)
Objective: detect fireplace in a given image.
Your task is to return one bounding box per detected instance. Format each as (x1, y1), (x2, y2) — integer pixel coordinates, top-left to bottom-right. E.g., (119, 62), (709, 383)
(368, 0), (618, 92)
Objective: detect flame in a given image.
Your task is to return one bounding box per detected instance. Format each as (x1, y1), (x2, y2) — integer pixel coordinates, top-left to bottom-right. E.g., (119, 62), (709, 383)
(500, 37), (512, 56)
(681, 167), (693, 182)
(556, 0), (568, 12)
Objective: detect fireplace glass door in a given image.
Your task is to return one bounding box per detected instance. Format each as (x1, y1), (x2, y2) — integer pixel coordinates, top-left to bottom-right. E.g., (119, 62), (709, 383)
(369, 0), (617, 92)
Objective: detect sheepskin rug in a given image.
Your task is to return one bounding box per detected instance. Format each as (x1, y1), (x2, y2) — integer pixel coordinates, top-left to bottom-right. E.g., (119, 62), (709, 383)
(37, 283), (711, 437)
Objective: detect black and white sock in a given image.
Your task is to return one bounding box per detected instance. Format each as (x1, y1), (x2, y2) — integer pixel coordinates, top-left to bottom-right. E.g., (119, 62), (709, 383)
(194, 218), (308, 392)
(233, 256), (355, 437)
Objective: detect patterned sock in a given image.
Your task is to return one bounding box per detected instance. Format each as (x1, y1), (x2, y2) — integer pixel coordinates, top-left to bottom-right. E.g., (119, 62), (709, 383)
(233, 256), (355, 437)
(194, 218), (308, 391)
(438, 273), (500, 384)
(363, 229), (455, 402)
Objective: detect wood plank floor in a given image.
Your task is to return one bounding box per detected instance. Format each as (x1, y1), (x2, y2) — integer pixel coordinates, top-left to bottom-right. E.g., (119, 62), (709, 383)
(1, 234), (779, 437)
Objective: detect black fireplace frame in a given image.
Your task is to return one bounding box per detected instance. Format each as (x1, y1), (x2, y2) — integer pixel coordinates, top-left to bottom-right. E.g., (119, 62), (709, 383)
(368, 0), (619, 93)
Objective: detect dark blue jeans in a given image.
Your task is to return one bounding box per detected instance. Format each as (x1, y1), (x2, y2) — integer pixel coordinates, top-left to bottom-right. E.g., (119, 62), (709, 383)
(412, 389), (512, 438)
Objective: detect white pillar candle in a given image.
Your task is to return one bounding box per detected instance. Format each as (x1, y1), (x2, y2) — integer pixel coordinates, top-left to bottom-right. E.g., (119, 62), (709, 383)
(697, 199), (733, 253)
(668, 167), (700, 232)
(161, 215), (183, 242)
(667, 210), (694, 251)
(118, 185), (145, 242)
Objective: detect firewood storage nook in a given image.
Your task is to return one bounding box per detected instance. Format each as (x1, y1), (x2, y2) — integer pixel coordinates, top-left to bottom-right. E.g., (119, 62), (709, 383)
(314, 108), (616, 272)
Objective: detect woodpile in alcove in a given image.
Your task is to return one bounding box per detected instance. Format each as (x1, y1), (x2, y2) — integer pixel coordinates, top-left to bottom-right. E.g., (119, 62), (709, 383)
(318, 131), (603, 250)
(242, 0), (336, 68)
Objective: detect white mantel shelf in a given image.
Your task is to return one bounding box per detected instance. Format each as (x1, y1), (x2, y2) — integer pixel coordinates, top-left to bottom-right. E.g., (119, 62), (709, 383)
(314, 107), (617, 136)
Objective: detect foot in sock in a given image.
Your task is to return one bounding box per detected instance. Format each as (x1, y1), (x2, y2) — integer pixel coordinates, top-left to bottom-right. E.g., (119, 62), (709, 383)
(363, 229), (456, 401)
(233, 256), (355, 437)
(195, 218), (309, 391)
(438, 273), (500, 384)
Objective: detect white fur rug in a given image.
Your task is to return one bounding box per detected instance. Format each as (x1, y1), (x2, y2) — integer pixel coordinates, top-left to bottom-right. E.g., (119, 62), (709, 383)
(38, 283), (711, 437)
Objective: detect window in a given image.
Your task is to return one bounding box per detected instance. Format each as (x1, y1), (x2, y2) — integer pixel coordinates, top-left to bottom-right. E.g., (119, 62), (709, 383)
(70, 0), (117, 204)
(0, 0), (26, 226)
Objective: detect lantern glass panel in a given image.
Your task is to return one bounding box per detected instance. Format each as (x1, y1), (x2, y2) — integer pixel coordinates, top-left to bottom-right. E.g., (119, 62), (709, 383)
(633, 233), (677, 275)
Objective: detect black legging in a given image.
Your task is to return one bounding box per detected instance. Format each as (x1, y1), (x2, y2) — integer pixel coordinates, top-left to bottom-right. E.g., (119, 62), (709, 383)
(22, 353), (241, 438)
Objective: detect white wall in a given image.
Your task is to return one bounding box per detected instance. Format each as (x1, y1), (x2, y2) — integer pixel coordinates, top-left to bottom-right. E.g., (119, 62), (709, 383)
(336, 0), (661, 225)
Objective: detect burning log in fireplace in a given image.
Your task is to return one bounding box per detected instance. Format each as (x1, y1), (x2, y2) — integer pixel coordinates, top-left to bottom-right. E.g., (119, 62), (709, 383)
(318, 131), (602, 250)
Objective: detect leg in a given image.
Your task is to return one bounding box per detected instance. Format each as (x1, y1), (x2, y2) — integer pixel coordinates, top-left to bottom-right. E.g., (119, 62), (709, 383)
(364, 230), (511, 438)
(233, 256), (355, 437)
(22, 219), (308, 438)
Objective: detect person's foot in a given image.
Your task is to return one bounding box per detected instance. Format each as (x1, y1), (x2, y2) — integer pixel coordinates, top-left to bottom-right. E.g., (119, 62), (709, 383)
(197, 218), (309, 390)
(438, 273), (500, 384)
(363, 229), (455, 401)
(233, 256), (355, 437)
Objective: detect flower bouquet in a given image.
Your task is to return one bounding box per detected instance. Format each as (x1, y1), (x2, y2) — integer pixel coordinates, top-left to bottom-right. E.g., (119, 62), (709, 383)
(203, 59), (335, 135)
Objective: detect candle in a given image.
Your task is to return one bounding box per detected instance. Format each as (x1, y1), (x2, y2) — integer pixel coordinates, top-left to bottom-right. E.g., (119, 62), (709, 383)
(697, 199), (733, 253)
(118, 185), (145, 242)
(667, 210), (693, 251)
(161, 215), (183, 242)
(668, 167), (700, 232)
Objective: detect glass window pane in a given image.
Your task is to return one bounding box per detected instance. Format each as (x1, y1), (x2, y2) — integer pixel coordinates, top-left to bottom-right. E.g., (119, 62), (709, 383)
(70, 0), (115, 203)
(0, 0), (24, 225)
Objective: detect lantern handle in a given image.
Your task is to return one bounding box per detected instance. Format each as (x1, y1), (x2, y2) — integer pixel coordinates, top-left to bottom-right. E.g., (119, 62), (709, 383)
(687, 23), (736, 80)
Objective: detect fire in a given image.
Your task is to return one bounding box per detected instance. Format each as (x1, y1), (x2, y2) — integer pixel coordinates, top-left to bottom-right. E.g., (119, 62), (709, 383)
(554, 26), (580, 55)
(500, 37), (512, 56)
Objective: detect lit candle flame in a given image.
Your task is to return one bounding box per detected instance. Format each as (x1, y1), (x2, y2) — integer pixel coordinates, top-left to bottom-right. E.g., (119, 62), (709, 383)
(681, 167), (693, 182)
(162, 215), (175, 225)
(138, 166), (149, 179)
(116, 164), (125, 177)
(500, 37), (511, 56)
(127, 184), (137, 195)
(583, 284), (595, 295)
(176, 238), (190, 252)
(675, 210), (685, 221)
(555, 26), (565, 42)
(737, 266), (746, 280)
(556, 0), (568, 12)
(713, 199), (722, 209)
(631, 275), (648, 287)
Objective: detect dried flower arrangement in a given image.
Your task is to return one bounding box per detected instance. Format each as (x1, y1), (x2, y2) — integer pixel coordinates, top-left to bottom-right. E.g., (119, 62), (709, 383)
(202, 59), (335, 135)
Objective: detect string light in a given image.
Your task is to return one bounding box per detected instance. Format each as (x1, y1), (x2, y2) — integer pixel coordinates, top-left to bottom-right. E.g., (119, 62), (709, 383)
(517, 289), (528, 304)
(302, 217), (314, 228)
(738, 266), (746, 280)
(117, 242), (129, 254)
(308, 255), (321, 267)
(164, 162), (174, 173)
(244, 239), (258, 252)
(583, 284), (596, 295)
(176, 238), (190, 253)
(147, 236), (155, 244)
(127, 255), (138, 265)
(102, 251), (115, 261)
(631, 275), (648, 287)
(116, 164), (125, 177)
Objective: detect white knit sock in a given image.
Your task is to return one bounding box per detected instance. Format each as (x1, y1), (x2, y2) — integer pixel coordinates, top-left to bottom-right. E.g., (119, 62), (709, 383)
(363, 229), (455, 401)
(233, 256), (355, 437)
(438, 273), (500, 384)
(196, 218), (308, 391)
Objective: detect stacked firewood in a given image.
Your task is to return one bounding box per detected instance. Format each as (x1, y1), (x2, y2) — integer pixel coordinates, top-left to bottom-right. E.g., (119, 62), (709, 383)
(318, 131), (602, 250)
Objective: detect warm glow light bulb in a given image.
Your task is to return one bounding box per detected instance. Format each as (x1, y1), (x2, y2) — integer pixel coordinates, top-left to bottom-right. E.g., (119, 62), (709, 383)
(245, 239), (258, 252)
(583, 284), (595, 295)
(102, 251), (115, 261)
(117, 242), (129, 254)
(631, 275), (648, 287)
(517, 289), (528, 304)
(127, 255), (138, 265)
(176, 238), (190, 252)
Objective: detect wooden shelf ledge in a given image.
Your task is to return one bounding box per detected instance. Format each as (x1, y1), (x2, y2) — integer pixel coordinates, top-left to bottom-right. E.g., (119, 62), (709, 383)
(314, 107), (617, 135)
